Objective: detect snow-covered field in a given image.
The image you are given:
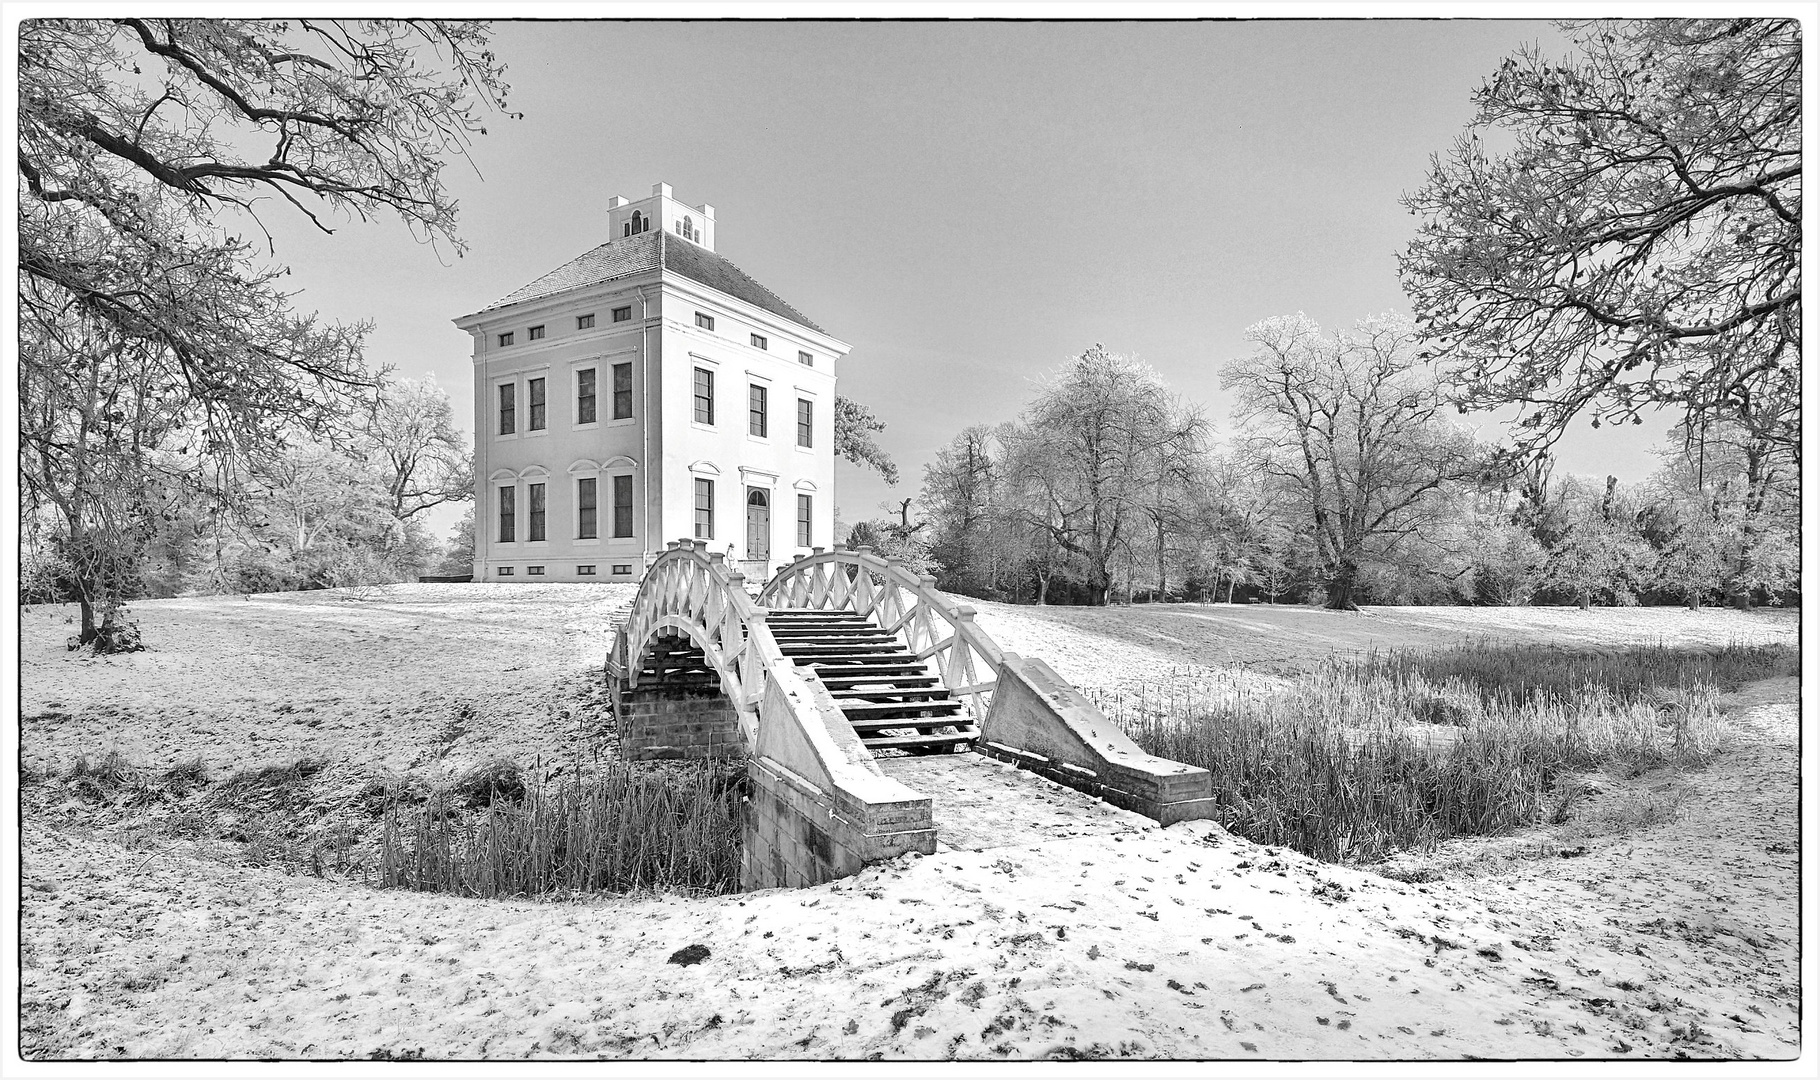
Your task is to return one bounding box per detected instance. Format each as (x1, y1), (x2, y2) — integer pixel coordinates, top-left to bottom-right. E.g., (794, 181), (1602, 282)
(11, 585), (1804, 1062)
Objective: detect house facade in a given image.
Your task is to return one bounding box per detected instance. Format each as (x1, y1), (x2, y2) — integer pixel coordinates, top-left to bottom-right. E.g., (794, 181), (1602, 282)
(454, 183), (848, 584)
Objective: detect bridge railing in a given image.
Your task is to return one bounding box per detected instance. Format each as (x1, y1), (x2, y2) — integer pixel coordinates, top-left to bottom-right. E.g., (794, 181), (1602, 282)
(618, 539), (786, 726)
(757, 546), (1004, 726)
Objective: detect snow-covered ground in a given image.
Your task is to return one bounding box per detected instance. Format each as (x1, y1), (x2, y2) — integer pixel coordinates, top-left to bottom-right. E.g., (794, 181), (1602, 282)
(12, 585), (1804, 1062)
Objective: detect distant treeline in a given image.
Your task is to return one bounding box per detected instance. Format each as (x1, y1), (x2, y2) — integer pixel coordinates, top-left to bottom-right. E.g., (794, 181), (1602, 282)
(846, 322), (1798, 611)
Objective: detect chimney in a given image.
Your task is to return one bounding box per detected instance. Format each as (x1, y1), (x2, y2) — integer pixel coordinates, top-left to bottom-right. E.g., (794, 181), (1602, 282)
(608, 195), (627, 209)
(653, 182), (673, 199)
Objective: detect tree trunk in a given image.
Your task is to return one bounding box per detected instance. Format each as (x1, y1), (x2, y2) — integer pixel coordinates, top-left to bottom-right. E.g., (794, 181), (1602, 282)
(78, 594), (98, 645)
(1324, 558), (1361, 611)
(1036, 574), (1050, 606)
(1155, 517), (1167, 601)
(1228, 577), (1237, 604)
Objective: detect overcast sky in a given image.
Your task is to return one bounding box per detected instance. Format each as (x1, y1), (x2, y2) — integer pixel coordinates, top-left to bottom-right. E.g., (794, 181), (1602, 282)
(265, 18), (1674, 542)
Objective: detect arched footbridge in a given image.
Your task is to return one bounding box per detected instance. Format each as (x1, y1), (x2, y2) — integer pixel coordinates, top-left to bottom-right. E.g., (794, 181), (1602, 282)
(607, 540), (1214, 890)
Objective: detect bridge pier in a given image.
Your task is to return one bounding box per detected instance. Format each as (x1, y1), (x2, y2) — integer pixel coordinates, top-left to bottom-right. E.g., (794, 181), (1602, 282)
(615, 631), (743, 760)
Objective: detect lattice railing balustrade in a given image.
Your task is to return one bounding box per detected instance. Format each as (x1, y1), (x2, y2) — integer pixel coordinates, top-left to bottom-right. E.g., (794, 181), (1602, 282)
(621, 539), (785, 713)
(757, 546), (1006, 725)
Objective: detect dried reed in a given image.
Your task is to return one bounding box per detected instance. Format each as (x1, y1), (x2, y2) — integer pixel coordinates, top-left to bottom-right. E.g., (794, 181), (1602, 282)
(1096, 642), (1789, 863)
(376, 762), (744, 898)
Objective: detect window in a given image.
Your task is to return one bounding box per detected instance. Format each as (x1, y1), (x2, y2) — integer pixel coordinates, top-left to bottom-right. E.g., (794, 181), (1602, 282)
(498, 485), (515, 543)
(681, 215), (695, 241)
(577, 368), (597, 425)
(528, 377), (546, 431)
(612, 362), (632, 420)
(612, 563), (633, 575)
(577, 477), (598, 539)
(528, 483), (546, 542)
(578, 565), (597, 576)
(612, 305), (632, 323)
(694, 478), (714, 539)
(613, 474), (634, 538)
(693, 367), (714, 425)
(497, 566), (514, 576)
(796, 398), (813, 448)
(750, 333), (768, 351)
(695, 311), (715, 331)
(748, 384), (768, 437)
(797, 494), (812, 548)
(629, 210), (644, 235)
(528, 325), (545, 341)
(498, 383), (516, 435)
(577, 313), (595, 330)
(498, 331), (514, 347)
(799, 351), (814, 367)
(528, 565), (545, 576)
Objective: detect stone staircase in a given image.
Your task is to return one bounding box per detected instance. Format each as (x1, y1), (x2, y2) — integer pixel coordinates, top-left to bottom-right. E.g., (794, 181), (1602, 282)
(765, 609), (978, 753)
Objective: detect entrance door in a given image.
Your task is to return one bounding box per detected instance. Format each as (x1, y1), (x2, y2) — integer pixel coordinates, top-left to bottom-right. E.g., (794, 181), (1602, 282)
(745, 487), (771, 563)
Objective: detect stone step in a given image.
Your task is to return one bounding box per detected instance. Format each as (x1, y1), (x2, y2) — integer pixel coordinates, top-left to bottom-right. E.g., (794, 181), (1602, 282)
(860, 729), (979, 751)
(778, 642), (903, 656)
(802, 659), (929, 673)
(789, 648), (924, 666)
(766, 622), (882, 635)
(847, 715), (970, 733)
(767, 626), (896, 639)
(819, 675), (942, 691)
(838, 699), (965, 719)
(827, 687), (951, 701)
(766, 608), (871, 617)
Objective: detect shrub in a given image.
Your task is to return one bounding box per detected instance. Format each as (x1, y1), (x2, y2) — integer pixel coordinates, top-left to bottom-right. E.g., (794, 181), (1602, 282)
(449, 759), (526, 809)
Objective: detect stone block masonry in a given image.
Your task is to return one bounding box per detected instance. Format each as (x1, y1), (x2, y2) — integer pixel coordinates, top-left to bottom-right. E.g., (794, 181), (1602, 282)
(617, 685), (743, 760)
(740, 663), (936, 890)
(742, 756), (936, 890)
(980, 653), (1216, 826)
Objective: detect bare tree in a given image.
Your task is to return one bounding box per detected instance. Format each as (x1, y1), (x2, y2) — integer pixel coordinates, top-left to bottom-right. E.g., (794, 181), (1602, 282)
(1401, 18), (1800, 457)
(364, 377), (473, 522)
(1648, 418), (1799, 608)
(1223, 314), (1482, 611)
(1542, 477), (1653, 610)
(18, 18), (511, 645)
(1000, 346), (1208, 606)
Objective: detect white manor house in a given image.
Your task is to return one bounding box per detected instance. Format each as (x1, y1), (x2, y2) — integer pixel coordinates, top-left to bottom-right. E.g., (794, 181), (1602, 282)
(455, 183), (849, 584)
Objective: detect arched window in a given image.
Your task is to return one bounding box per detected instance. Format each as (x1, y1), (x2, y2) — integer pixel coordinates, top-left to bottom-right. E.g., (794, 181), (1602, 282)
(747, 488), (768, 508)
(682, 215), (695, 241)
(630, 210), (643, 234)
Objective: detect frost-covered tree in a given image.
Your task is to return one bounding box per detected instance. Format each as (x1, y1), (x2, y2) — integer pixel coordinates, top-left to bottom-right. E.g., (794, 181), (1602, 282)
(1223, 314), (1482, 610)
(1402, 19), (1800, 457)
(1542, 478), (1652, 609)
(18, 18), (512, 645)
(1001, 346), (1207, 606)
